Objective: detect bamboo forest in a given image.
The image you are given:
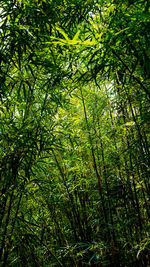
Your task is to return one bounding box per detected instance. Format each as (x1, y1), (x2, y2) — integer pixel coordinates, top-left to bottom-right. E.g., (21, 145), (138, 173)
(0, 0), (150, 266)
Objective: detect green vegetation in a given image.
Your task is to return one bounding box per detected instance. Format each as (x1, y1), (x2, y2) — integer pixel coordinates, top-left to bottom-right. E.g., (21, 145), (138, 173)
(0, 0), (150, 266)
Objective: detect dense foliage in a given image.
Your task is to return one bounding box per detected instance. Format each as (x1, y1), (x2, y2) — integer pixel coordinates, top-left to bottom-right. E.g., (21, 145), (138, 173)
(0, 0), (150, 266)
